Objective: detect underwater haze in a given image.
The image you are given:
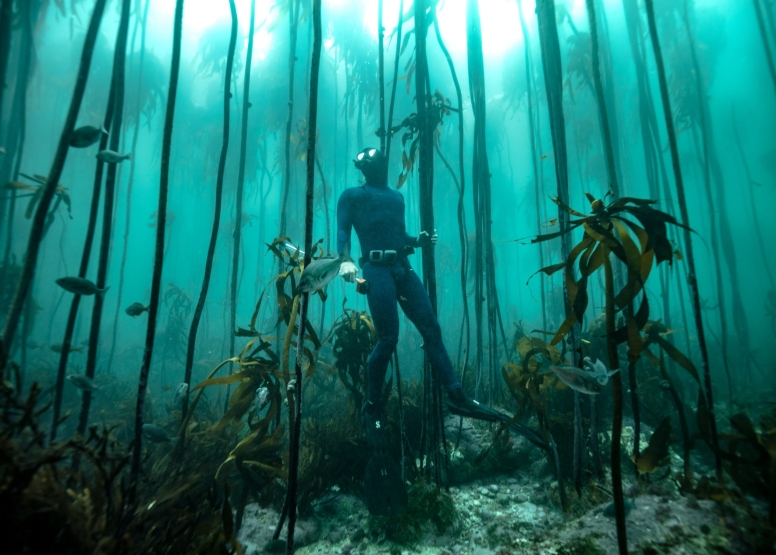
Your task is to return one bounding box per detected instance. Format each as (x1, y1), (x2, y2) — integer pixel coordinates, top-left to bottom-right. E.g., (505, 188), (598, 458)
(1, 0), (775, 554)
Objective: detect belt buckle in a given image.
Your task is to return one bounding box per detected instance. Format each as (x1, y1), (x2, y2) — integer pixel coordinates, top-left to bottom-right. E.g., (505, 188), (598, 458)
(384, 250), (397, 263)
(369, 250), (383, 262)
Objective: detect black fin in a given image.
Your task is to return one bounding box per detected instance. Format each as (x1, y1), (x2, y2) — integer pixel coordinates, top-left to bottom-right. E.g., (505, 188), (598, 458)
(447, 397), (549, 451)
(364, 450), (407, 516)
(446, 397), (502, 423)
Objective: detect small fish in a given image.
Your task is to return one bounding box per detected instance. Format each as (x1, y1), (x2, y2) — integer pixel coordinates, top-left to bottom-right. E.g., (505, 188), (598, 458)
(174, 383), (189, 403)
(0, 146), (6, 154)
(287, 379), (297, 393)
(69, 125), (107, 148)
(299, 252), (351, 293)
(125, 302), (148, 317)
(255, 386), (269, 411)
(142, 424), (175, 443)
(96, 149), (131, 164)
(583, 357), (618, 386)
(541, 364), (602, 395)
(26, 340), (42, 349)
(51, 343), (85, 353)
(540, 152), (551, 160)
(603, 497), (636, 518)
(659, 380), (671, 390)
(56, 276), (109, 296)
(67, 373), (98, 391)
(3, 180), (35, 191)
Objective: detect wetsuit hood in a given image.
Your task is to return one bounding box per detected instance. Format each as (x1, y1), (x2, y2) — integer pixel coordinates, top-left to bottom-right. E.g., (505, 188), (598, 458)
(354, 147), (388, 185)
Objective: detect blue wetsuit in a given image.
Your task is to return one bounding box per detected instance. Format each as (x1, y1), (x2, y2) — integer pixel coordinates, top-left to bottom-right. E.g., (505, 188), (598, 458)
(337, 181), (461, 404)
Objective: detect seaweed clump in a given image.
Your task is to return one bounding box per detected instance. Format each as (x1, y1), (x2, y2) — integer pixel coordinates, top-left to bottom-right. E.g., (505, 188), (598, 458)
(0, 367), (239, 554)
(368, 483), (459, 545)
(557, 536), (606, 555)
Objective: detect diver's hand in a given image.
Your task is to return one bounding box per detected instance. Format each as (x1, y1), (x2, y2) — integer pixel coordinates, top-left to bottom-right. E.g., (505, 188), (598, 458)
(416, 230), (438, 248)
(339, 261), (358, 283)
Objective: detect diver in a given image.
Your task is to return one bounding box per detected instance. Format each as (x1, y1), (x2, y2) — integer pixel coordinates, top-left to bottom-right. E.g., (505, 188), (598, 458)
(337, 147), (544, 516)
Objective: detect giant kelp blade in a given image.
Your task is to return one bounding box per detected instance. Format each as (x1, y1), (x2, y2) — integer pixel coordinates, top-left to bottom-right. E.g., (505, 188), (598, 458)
(550, 311), (578, 346)
(611, 219), (644, 281)
(582, 221), (620, 252)
(526, 261), (565, 284)
(728, 414), (770, 464)
(550, 195), (589, 218)
(235, 327), (260, 337)
(610, 197), (656, 208)
(633, 417), (671, 474)
(248, 287), (269, 332)
(730, 413), (760, 445)
(627, 206), (686, 263)
(611, 294), (649, 345)
(192, 369), (244, 390)
(655, 335), (700, 383)
(571, 277), (589, 323)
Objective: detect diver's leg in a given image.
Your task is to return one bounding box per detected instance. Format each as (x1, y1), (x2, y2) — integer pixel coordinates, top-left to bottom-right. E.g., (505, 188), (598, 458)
(396, 265), (461, 392)
(395, 268), (511, 426)
(362, 263), (399, 406)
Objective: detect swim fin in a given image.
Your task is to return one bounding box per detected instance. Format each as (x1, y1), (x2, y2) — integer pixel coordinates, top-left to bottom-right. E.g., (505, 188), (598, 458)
(364, 449), (408, 516)
(446, 396), (502, 423)
(446, 392), (549, 451)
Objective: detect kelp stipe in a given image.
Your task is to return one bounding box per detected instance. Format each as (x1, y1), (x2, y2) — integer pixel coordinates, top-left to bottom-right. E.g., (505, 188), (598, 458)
(384, 0), (404, 161)
(108, 0), (152, 375)
(278, 0), (302, 238)
(431, 3), (470, 389)
(131, 0), (185, 499)
(416, 0), (447, 484)
(77, 0), (132, 440)
(0, 0), (13, 145)
(285, 2), (321, 551)
(230, 0), (257, 411)
(181, 0), (238, 419)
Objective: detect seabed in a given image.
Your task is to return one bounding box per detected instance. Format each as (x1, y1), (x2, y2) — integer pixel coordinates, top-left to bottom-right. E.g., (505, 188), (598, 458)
(234, 421), (773, 554)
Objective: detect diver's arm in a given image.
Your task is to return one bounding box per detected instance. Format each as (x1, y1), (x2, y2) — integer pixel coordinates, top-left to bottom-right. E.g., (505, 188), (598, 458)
(336, 189), (354, 256)
(336, 190), (358, 282)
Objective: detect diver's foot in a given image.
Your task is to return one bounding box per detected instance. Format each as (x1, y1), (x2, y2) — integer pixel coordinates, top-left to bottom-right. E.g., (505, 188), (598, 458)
(362, 400), (388, 450)
(445, 387), (501, 423)
(447, 386), (467, 407)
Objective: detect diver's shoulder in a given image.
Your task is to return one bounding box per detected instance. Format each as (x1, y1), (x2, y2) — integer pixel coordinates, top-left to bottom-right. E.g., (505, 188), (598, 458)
(339, 186), (363, 201)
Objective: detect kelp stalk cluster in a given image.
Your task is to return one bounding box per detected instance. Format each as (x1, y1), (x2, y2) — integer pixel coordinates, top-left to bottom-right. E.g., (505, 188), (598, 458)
(643, 0), (720, 476)
(286, 0), (322, 552)
(0, 0), (108, 368)
(78, 0), (131, 439)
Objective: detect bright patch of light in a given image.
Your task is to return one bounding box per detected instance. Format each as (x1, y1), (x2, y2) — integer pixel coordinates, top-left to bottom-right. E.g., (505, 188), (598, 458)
(151, 0), (275, 59)
(364, 0), (527, 55)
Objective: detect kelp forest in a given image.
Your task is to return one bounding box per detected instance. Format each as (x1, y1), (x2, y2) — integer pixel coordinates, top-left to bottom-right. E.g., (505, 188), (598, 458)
(0, 0), (775, 553)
